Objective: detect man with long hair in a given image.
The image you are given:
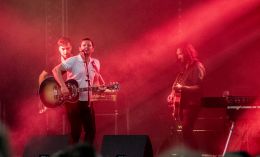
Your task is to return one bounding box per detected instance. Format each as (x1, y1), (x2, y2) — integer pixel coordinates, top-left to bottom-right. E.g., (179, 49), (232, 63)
(167, 43), (206, 150)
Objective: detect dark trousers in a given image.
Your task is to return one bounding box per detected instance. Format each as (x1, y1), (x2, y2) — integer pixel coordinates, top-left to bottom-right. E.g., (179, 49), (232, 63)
(65, 101), (96, 145)
(181, 105), (201, 150)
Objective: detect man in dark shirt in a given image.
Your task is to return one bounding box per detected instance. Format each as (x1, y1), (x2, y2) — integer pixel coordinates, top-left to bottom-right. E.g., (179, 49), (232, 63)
(38, 37), (73, 85)
(167, 43), (206, 150)
(38, 37), (73, 134)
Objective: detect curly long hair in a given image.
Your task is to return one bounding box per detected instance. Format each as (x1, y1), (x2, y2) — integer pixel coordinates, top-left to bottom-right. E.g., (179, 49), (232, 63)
(180, 43), (199, 63)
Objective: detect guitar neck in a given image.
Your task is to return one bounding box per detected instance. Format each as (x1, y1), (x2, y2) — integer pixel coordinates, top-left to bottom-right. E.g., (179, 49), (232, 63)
(77, 84), (119, 93)
(78, 86), (97, 92)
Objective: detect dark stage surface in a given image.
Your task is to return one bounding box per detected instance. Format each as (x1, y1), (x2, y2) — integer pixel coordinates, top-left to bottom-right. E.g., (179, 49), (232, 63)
(0, 0), (260, 156)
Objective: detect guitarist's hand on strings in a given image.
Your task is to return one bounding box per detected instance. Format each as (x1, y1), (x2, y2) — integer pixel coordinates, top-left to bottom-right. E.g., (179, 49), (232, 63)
(167, 83), (183, 103)
(61, 85), (70, 96)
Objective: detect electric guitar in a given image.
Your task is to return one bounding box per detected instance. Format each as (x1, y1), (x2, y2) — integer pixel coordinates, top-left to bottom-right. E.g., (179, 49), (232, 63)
(168, 83), (182, 121)
(39, 77), (120, 108)
(168, 72), (186, 128)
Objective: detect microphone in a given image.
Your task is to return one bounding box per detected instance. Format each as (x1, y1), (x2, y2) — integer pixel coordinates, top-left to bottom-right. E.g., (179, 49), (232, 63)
(82, 49), (91, 60)
(82, 49), (88, 54)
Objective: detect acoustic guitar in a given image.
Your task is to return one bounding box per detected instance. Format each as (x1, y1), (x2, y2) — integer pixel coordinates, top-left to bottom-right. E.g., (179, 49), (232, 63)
(39, 77), (119, 108)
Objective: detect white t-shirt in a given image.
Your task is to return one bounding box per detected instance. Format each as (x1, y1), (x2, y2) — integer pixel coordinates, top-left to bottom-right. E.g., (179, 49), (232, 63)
(62, 54), (100, 101)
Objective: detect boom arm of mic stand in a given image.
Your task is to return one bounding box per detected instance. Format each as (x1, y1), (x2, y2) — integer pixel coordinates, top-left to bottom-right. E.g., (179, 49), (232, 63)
(98, 73), (105, 85)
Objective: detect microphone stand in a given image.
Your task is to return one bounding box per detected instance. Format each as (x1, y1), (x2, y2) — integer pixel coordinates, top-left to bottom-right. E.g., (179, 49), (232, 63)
(85, 55), (91, 108)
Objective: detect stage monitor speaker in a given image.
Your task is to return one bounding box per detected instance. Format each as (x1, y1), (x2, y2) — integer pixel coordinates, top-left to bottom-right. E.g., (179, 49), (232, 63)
(101, 135), (153, 157)
(23, 135), (68, 157)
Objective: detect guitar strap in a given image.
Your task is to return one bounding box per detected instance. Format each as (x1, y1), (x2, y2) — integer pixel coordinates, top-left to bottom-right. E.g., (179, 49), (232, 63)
(172, 64), (193, 89)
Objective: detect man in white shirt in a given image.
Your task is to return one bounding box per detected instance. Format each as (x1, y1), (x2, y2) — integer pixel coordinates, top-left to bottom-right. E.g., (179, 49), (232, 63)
(52, 38), (103, 145)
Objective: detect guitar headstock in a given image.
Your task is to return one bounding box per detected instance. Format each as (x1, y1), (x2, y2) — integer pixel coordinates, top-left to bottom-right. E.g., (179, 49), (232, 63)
(92, 82), (120, 93)
(107, 82), (120, 91)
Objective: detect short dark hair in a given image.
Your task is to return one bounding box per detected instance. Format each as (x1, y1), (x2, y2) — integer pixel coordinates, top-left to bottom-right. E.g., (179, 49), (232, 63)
(57, 37), (71, 47)
(81, 37), (94, 47)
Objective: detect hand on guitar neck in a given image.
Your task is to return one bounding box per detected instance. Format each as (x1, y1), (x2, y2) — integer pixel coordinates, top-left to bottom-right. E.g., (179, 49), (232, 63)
(173, 83), (182, 91)
(60, 84), (70, 96)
